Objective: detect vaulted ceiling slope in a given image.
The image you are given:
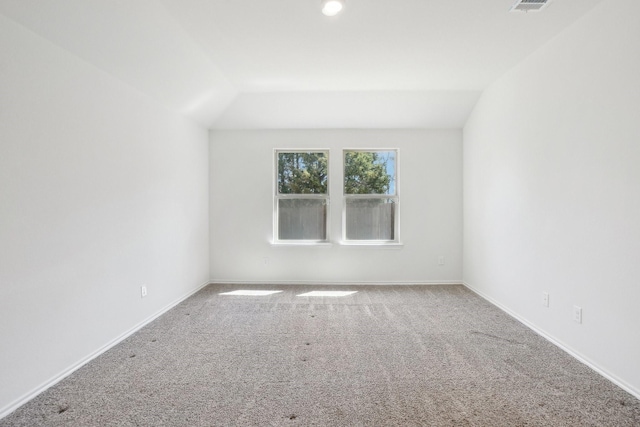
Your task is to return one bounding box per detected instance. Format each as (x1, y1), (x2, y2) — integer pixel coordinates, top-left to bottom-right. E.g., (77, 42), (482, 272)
(0, 0), (603, 129)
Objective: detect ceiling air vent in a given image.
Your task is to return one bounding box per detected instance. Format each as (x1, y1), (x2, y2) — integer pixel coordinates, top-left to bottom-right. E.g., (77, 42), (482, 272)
(510, 0), (551, 12)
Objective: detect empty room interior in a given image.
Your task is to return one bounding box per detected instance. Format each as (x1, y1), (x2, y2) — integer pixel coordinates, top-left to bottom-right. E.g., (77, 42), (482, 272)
(1, 0), (639, 425)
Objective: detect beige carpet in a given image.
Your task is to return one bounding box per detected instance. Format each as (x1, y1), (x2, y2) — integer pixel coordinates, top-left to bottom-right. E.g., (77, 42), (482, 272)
(2, 284), (639, 426)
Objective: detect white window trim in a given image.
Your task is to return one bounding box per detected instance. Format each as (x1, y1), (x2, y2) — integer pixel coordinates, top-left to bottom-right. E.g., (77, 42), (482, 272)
(273, 149), (330, 245)
(341, 149), (400, 245)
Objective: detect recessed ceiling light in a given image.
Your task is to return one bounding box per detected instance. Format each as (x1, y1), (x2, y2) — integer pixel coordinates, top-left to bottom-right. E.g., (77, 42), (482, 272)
(321, 0), (344, 17)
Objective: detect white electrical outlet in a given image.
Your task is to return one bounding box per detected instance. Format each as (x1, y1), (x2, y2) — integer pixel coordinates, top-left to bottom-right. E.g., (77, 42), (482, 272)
(437, 256), (445, 266)
(263, 257), (269, 266)
(542, 292), (549, 307)
(573, 305), (582, 323)
(140, 286), (148, 298)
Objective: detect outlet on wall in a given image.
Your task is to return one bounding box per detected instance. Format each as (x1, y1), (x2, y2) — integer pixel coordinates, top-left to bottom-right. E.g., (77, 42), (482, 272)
(542, 292), (549, 307)
(140, 286), (148, 298)
(573, 305), (582, 323)
(437, 256), (445, 266)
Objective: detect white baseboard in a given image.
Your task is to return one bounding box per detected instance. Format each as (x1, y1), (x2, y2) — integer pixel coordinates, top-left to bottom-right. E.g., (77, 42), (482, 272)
(208, 280), (464, 286)
(463, 281), (640, 401)
(17, 280), (628, 420)
(0, 281), (210, 420)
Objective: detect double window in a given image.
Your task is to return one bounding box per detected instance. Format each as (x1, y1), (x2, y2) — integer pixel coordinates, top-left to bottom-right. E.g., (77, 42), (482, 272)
(274, 149), (398, 244)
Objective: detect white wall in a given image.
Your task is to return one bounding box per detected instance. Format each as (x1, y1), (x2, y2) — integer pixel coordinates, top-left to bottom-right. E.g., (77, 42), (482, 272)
(0, 16), (210, 414)
(463, 0), (640, 397)
(210, 129), (462, 284)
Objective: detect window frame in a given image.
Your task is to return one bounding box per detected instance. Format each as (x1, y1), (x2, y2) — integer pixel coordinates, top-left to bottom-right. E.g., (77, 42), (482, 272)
(273, 149), (331, 245)
(342, 149), (400, 245)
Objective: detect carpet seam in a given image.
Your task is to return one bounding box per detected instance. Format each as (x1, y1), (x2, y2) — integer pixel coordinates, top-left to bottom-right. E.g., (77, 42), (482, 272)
(463, 280), (640, 400)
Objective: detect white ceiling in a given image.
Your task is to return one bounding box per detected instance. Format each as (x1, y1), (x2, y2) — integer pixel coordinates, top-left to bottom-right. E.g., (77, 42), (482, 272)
(0, 0), (603, 129)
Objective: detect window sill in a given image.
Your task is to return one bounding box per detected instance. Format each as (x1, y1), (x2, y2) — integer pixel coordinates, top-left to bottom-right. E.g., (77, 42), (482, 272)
(271, 241), (333, 247)
(339, 241), (404, 247)
(269, 241), (403, 248)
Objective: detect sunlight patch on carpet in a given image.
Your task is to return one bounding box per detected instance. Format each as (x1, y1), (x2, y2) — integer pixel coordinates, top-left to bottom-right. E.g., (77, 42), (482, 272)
(296, 291), (358, 297)
(219, 290), (283, 296)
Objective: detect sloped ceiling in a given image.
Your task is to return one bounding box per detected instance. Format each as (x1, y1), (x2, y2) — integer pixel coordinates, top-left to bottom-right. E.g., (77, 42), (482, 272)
(0, 0), (603, 129)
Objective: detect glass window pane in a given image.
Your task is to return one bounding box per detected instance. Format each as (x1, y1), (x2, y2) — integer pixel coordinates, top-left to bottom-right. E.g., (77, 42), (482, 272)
(344, 151), (396, 195)
(278, 152), (328, 194)
(278, 199), (327, 240)
(345, 198), (396, 240)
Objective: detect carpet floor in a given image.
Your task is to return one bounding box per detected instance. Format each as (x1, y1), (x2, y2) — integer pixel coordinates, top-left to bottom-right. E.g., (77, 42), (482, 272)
(2, 284), (639, 426)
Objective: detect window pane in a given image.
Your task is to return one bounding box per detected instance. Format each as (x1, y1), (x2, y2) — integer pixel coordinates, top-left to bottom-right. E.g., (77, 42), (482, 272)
(344, 151), (395, 195)
(278, 152), (328, 194)
(345, 198), (395, 240)
(278, 199), (327, 240)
